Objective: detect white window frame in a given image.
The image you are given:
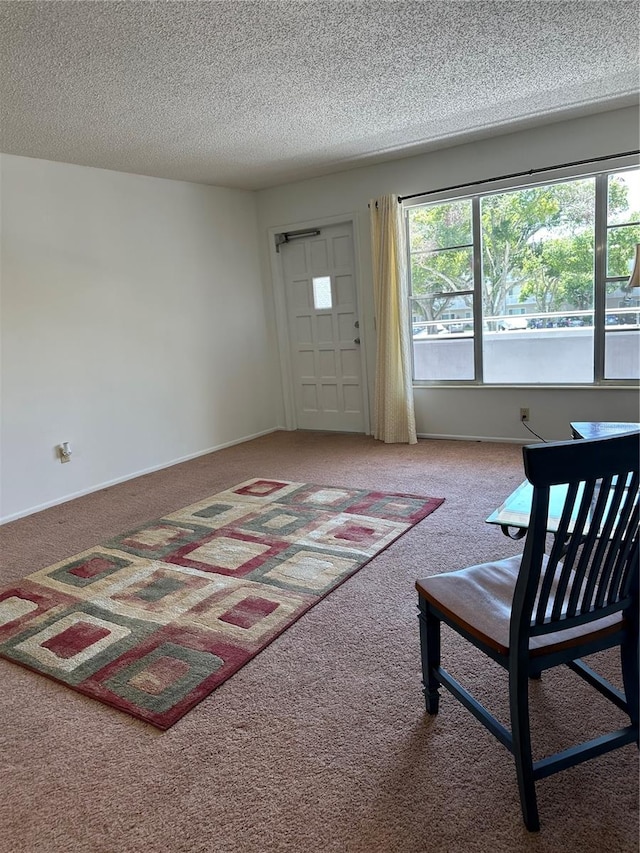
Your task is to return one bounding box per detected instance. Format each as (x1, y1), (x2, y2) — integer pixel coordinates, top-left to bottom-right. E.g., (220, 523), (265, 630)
(404, 156), (640, 387)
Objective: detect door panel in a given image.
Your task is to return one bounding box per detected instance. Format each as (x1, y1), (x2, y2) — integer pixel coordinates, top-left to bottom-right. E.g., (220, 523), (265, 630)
(335, 274), (353, 304)
(281, 223), (365, 432)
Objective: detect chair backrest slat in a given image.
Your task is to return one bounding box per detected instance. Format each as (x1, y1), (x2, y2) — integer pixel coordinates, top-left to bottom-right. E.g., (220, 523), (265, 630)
(549, 478), (599, 622)
(600, 491), (639, 606)
(592, 475), (637, 609)
(566, 476), (614, 617)
(514, 432), (639, 642)
(581, 474), (628, 610)
(534, 482), (578, 625)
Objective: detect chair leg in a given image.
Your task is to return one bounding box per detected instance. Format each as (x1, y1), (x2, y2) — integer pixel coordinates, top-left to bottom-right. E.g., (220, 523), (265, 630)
(418, 596), (441, 715)
(620, 622), (639, 744)
(509, 660), (540, 832)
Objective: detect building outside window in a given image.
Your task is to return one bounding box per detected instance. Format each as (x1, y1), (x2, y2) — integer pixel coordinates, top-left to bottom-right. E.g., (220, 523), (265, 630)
(406, 166), (640, 384)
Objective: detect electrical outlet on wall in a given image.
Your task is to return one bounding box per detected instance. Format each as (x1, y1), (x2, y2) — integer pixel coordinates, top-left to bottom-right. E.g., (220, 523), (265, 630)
(520, 408), (530, 422)
(58, 442), (72, 463)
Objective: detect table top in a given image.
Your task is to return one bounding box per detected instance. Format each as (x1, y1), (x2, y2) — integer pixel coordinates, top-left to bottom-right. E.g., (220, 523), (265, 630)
(488, 422), (637, 538)
(570, 421), (640, 440)
(486, 480), (570, 535)
(486, 476), (630, 537)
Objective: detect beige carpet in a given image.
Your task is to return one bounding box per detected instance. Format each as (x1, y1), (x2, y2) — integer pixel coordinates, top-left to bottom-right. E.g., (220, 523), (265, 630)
(0, 431), (637, 853)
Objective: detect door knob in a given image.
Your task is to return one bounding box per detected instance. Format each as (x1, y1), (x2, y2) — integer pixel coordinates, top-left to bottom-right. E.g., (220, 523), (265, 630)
(354, 337), (360, 344)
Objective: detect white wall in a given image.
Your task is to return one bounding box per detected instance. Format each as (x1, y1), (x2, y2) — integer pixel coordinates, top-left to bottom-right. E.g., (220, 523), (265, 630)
(256, 106), (640, 442)
(0, 155), (281, 521)
(2, 109), (639, 522)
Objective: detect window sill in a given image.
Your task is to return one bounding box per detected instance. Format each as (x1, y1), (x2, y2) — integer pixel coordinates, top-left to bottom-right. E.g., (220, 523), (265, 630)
(412, 383), (640, 390)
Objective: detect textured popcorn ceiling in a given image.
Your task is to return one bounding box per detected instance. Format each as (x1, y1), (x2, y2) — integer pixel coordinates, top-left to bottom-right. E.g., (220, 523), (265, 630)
(1, 1), (638, 190)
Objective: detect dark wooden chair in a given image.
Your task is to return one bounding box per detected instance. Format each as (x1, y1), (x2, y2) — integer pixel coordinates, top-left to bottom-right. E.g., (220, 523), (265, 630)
(416, 431), (639, 831)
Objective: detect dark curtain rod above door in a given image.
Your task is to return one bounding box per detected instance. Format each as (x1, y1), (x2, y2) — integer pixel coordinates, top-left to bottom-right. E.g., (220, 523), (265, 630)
(398, 149), (640, 203)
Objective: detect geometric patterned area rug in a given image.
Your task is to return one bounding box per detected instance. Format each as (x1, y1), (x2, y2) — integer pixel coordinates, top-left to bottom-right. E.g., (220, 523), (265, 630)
(0, 478), (444, 729)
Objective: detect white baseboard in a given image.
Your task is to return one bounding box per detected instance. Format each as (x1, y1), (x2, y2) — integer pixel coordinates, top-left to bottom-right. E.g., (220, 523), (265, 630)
(0, 427), (280, 525)
(418, 432), (533, 444)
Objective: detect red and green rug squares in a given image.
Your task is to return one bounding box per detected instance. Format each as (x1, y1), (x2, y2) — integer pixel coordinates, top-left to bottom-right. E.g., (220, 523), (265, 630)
(0, 478), (443, 729)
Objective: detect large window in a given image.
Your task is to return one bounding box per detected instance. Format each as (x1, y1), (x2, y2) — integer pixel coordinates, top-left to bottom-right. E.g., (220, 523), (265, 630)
(407, 166), (640, 384)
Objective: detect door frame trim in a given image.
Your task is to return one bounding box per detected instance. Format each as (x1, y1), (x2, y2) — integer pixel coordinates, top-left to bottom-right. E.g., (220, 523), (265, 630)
(268, 212), (370, 434)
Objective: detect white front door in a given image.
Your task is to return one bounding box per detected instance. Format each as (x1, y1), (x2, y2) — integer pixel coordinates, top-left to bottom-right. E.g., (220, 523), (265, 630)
(281, 222), (365, 432)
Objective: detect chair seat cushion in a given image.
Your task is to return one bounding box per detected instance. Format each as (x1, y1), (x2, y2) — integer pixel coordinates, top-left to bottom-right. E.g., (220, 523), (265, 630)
(416, 555), (623, 657)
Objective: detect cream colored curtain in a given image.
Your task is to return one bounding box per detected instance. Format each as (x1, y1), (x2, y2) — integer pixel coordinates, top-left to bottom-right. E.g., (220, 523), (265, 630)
(369, 194), (417, 444)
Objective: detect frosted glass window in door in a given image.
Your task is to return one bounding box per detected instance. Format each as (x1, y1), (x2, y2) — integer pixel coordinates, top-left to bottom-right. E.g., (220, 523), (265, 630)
(312, 276), (332, 310)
